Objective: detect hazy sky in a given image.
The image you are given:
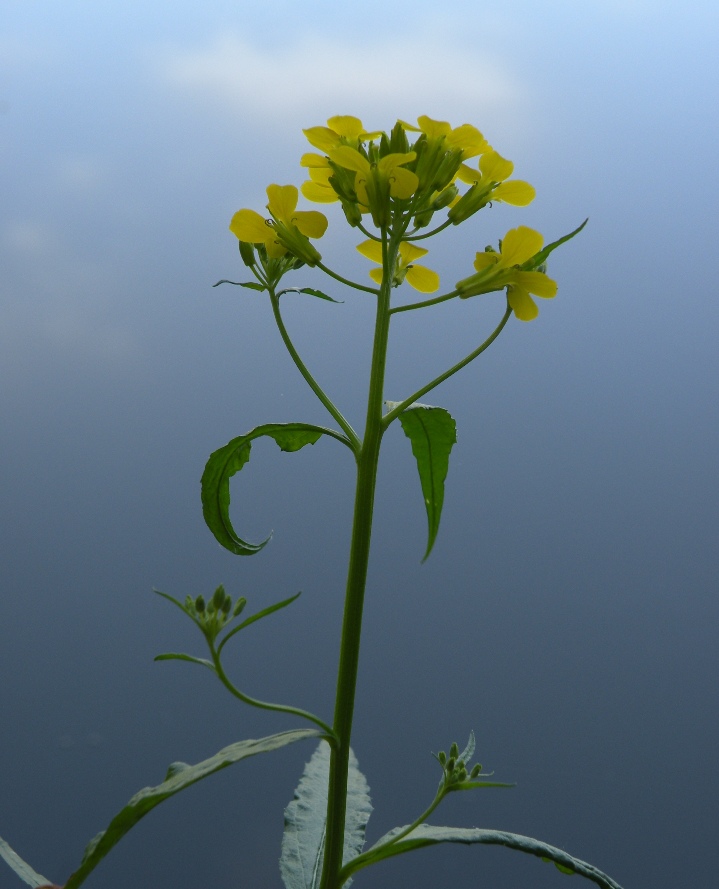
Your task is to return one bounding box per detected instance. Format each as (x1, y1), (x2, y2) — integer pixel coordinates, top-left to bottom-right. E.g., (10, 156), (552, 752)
(2, 2), (718, 888)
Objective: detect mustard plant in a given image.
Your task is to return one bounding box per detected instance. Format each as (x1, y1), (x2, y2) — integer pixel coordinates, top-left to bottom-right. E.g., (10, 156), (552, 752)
(1, 115), (623, 889)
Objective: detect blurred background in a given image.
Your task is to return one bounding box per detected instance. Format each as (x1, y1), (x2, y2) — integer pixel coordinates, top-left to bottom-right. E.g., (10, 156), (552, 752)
(1, 1), (718, 887)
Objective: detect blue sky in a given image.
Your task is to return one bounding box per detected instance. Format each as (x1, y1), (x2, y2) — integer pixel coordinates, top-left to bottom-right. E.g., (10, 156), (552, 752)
(1, 2), (718, 888)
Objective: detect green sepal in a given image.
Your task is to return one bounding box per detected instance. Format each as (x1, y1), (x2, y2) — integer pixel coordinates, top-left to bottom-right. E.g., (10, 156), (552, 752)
(387, 402), (457, 561)
(0, 835), (52, 887)
(344, 825), (624, 889)
(201, 423), (352, 556)
(212, 279), (266, 291)
(58, 729), (323, 889)
(521, 218), (588, 270)
(277, 287), (343, 303)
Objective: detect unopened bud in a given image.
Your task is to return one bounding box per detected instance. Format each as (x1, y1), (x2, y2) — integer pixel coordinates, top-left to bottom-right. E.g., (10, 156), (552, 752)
(239, 240), (256, 267)
(449, 742), (459, 759)
(432, 185), (458, 210)
(437, 750), (447, 766)
(470, 764), (482, 778)
(446, 757), (456, 773)
(195, 595), (205, 613)
(233, 596), (247, 617)
(213, 585), (226, 611)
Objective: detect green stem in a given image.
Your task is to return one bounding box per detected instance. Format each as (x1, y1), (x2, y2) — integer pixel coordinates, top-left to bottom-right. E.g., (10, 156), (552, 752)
(318, 228), (400, 889)
(316, 260), (380, 295)
(403, 217), (453, 241)
(209, 643), (336, 739)
(338, 787), (446, 882)
(389, 288), (461, 314)
(269, 289), (361, 452)
(383, 304), (512, 428)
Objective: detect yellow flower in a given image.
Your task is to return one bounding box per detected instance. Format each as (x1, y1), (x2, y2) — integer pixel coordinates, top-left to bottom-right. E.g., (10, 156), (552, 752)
(402, 115), (490, 161)
(448, 150), (535, 224)
(356, 239), (440, 292)
(456, 226), (557, 321)
(328, 146), (418, 226)
(229, 184), (328, 266)
(303, 115), (382, 154)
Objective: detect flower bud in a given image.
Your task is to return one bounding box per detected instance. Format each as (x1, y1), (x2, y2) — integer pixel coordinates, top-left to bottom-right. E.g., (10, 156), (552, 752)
(449, 742), (459, 759)
(195, 595), (206, 613)
(238, 240), (256, 267)
(213, 585), (227, 611)
(470, 764), (482, 778)
(437, 750), (447, 766)
(233, 596), (247, 617)
(432, 185), (458, 210)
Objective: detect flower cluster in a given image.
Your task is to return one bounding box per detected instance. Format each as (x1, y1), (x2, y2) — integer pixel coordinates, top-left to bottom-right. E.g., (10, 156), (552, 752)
(227, 114), (576, 320)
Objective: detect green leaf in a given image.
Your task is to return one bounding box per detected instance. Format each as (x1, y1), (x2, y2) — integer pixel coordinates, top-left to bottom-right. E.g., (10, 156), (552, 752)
(458, 730), (475, 765)
(280, 740), (372, 889)
(389, 403), (457, 562)
(153, 652), (215, 670)
(522, 218), (588, 270)
(216, 592), (302, 654)
(0, 835), (52, 887)
(59, 729), (322, 889)
(212, 279), (266, 291)
(347, 824), (623, 889)
(201, 423), (352, 555)
(277, 287), (343, 303)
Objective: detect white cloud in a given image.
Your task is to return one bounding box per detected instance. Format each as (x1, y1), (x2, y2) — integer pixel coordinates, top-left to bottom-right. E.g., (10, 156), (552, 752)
(156, 31), (527, 133)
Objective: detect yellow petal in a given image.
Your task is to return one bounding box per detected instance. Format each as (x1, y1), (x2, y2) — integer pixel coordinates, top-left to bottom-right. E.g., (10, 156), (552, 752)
(479, 151), (514, 183)
(513, 270), (557, 298)
(492, 180), (536, 206)
(265, 238), (288, 259)
(398, 241), (428, 264)
(455, 163), (480, 185)
(377, 151), (416, 172)
(507, 285), (538, 321)
(387, 165), (419, 199)
(266, 184), (298, 223)
(369, 267), (384, 285)
(301, 181), (338, 203)
(329, 145), (370, 173)
(356, 239), (383, 264)
(500, 226), (544, 266)
(293, 210), (328, 239)
(229, 208), (272, 243)
(448, 124), (489, 159)
(308, 165), (333, 184)
(303, 126), (340, 153)
(473, 251), (499, 272)
(326, 115), (365, 139)
(300, 152), (330, 169)
(405, 264), (440, 293)
(416, 115), (451, 139)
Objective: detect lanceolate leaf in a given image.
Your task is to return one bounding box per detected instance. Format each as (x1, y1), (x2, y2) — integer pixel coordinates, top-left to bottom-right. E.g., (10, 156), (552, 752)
(59, 729), (322, 889)
(212, 279), (266, 291)
(523, 218), (588, 269)
(277, 287), (343, 303)
(201, 423), (353, 555)
(346, 824), (624, 889)
(280, 740), (372, 889)
(391, 403), (457, 562)
(0, 835), (52, 887)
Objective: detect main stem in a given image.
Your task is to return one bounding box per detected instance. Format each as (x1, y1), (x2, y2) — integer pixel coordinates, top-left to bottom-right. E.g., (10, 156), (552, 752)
(319, 232), (396, 889)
